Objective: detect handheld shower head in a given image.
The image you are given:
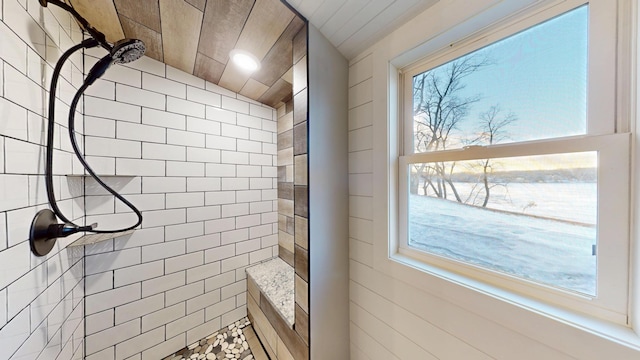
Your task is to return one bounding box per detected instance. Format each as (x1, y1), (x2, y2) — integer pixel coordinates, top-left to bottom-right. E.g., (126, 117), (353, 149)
(111, 39), (146, 64)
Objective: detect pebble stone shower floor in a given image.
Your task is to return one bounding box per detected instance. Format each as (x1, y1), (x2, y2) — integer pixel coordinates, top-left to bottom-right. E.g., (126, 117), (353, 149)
(163, 318), (269, 360)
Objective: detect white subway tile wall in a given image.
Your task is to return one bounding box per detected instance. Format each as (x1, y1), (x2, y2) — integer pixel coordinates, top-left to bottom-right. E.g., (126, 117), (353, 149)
(1, 2), (278, 360)
(82, 53), (278, 359)
(0, 2), (85, 360)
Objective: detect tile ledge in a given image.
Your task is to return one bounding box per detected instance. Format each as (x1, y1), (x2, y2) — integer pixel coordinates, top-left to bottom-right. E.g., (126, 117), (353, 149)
(246, 257), (295, 328)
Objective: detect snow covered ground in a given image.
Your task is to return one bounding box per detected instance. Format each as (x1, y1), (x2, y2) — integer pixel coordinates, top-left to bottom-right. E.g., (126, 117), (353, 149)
(409, 194), (596, 295)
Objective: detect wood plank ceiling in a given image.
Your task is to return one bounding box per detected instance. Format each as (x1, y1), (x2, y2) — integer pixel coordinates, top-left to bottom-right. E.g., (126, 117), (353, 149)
(68, 0), (304, 108)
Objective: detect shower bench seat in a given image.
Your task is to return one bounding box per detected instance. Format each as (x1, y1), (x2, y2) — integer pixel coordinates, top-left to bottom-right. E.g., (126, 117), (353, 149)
(247, 257), (306, 359)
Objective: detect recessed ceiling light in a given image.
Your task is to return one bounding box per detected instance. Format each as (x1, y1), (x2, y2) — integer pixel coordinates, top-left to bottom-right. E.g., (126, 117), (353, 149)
(229, 49), (261, 72)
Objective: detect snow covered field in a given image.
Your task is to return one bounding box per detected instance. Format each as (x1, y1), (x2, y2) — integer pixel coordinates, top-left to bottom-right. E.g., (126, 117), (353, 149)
(409, 192), (597, 295)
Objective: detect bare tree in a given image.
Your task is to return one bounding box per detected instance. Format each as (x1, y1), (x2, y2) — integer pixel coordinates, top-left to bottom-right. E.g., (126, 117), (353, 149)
(472, 105), (517, 207)
(411, 54), (490, 201)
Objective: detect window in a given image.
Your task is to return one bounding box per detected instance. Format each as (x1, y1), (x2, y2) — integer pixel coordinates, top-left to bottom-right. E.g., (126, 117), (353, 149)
(398, 4), (630, 322)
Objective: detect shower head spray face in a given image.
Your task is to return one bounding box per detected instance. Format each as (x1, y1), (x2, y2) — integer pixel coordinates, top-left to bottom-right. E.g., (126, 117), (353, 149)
(111, 39), (146, 64)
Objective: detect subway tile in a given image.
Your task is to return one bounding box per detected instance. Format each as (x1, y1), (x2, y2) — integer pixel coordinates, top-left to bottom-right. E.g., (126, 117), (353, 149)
(115, 193), (165, 212)
(116, 158), (165, 176)
(204, 244), (235, 263)
(166, 161), (204, 177)
(167, 128), (205, 147)
(186, 205), (221, 223)
(262, 119), (277, 133)
(143, 176), (186, 193)
(186, 147), (221, 163)
(85, 283), (141, 315)
(142, 107), (186, 130)
(263, 143), (277, 156)
(204, 191), (236, 206)
(203, 270), (235, 293)
(251, 178), (273, 190)
(141, 239), (185, 263)
(0, 21), (28, 74)
(221, 280), (245, 300)
(220, 254), (248, 273)
(0, 242), (34, 289)
(83, 156), (116, 175)
(165, 222), (204, 241)
(205, 134), (236, 151)
(85, 309), (114, 335)
(85, 116), (116, 138)
(206, 106), (236, 124)
(236, 238), (260, 255)
(249, 104), (274, 120)
(166, 309), (204, 339)
(205, 163), (236, 177)
(115, 327), (164, 360)
(204, 297), (235, 322)
(204, 217), (235, 235)
(187, 117), (221, 135)
(142, 142), (185, 161)
(221, 96), (249, 114)
(85, 248), (141, 276)
(102, 63), (142, 88)
(222, 203), (249, 218)
(117, 122), (166, 143)
(167, 66), (205, 89)
(115, 294), (164, 325)
(114, 227), (165, 250)
(0, 174), (29, 211)
(250, 153), (273, 166)
(84, 78), (115, 100)
(7, 261), (47, 318)
(237, 113), (262, 129)
(85, 96), (141, 123)
(165, 252), (204, 274)
(141, 271), (185, 298)
(4, 63), (45, 117)
(221, 151), (249, 165)
(221, 177), (249, 190)
(186, 177), (220, 192)
(186, 233), (221, 253)
(142, 73), (186, 99)
(237, 139), (262, 153)
(249, 224), (272, 239)
(123, 55), (165, 77)
(167, 96), (205, 118)
(86, 347), (114, 360)
(236, 189), (261, 202)
(250, 248), (273, 264)
(187, 317), (222, 345)
(186, 289), (220, 314)
(141, 303), (185, 333)
(186, 261), (221, 284)
(116, 83), (165, 110)
(0, 307), (30, 360)
(114, 261), (164, 287)
(221, 123), (249, 139)
(4, 138), (43, 174)
(85, 319), (140, 356)
(141, 334), (185, 360)
(165, 281), (204, 306)
(187, 86), (221, 107)
(0, 213), (6, 251)
(0, 97), (28, 140)
(205, 81), (237, 98)
(236, 214), (262, 229)
(249, 128), (273, 143)
(85, 137), (141, 158)
(85, 272), (113, 296)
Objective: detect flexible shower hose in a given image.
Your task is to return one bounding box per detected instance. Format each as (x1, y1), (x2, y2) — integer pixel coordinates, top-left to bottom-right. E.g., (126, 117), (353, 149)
(46, 39), (143, 233)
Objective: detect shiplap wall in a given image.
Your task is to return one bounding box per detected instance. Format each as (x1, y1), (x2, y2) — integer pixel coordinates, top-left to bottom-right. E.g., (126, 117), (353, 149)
(0, 1), (86, 359)
(81, 51), (279, 359)
(347, 0), (640, 358)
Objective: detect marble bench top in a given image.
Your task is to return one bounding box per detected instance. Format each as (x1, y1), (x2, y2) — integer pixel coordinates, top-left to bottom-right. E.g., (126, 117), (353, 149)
(246, 257), (295, 327)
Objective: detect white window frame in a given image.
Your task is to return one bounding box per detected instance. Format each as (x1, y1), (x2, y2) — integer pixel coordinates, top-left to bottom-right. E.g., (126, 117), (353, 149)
(391, 0), (632, 325)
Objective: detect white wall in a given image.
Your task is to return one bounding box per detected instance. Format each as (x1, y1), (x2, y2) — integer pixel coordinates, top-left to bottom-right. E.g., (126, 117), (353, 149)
(348, 0), (640, 359)
(81, 52), (279, 359)
(0, 1), (86, 359)
(307, 25), (349, 359)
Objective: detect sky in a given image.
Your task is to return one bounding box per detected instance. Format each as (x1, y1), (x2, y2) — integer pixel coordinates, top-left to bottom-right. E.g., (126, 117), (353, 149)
(415, 5), (589, 146)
